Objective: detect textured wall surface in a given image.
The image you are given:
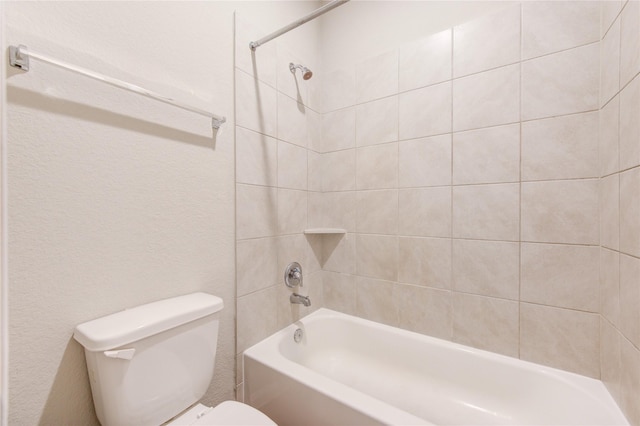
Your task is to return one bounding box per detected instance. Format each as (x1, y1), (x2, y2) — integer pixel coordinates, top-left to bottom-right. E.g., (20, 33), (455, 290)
(1, 1), (324, 424)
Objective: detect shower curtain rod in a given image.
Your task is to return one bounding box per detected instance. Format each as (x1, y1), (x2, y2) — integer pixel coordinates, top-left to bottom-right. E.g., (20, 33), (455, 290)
(249, 0), (350, 51)
(8, 45), (227, 130)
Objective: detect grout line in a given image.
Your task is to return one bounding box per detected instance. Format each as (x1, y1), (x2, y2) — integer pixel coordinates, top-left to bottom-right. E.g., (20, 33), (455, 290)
(450, 24), (455, 333)
(518, 1), (523, 361)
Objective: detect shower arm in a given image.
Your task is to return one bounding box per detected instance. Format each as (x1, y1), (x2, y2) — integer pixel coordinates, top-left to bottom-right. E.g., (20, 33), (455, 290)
(249, 0), (350, 51)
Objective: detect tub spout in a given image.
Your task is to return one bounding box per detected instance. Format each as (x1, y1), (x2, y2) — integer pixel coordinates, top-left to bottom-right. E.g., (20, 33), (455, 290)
(290, 293), (311, 307)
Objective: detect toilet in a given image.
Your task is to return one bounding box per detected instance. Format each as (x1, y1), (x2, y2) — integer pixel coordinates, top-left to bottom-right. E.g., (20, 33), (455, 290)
(73, 292), (275, 426)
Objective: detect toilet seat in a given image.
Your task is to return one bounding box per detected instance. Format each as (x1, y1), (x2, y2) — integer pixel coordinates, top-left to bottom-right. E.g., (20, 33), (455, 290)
(169, 401), (276, 426)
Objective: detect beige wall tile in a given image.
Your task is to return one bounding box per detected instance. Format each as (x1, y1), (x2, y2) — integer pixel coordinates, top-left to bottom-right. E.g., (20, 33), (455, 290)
(453, 64), (520, 132)
(237, 237), (278, 297)
(399, 187), (451, 238)
(520, 303), (600, 378)
(399, 29), (452, 92)
(236, 69), (277, 137)
(235, 17), (277, 87)
(620, 167), (640, 257)
(311, 191), (356, 231)
(619, 74), (640, 171)
(394, 284), (452, 340)
(321, 149), (356, 192)
(522, 112), (598, 181)
(277, 189), (307, 235)
(399, 82), (452, 140)
(306, 108), (322, 151)
(620, 0), (640, 88)
(600, 173), (620, 250)
(322, 233), (356, 275)
(237, 286), (278, 353)
(453, 124), (520, 185)
(521, 179), (599, 245)
(356, 234), (398, 281)
(356, 190), (398, 235)
(276, 48), (308, 106)
(277, 92), (308, 147)
(277, 234), (320, 278)
(324, 191), (357, 232)
(306, 73), (323, 115)
(453, 239), (519, 300)
(600, 17), (621, 107)
(356, 96), (399, 147)
(236, 184), (277, 239)
(277, 141), (307, 190)
(620, 253), (640, 348)
(307, 151), (323, 192)
(356, 50), (399, 104)
(601, 1), (624, 38)
(398, 237), (451, 289)
(307, 191), (324, 229)
(523, 1), (600, 60)
(355, 276), (398, 326)
(521, 243), (599, 312)
(600, 318), (622, 405)
(236, 127), (277, 186)
(356, 143), (398, 190)
(522, 43), (599, 120)
(452, 293), (519, 357)
(453, 183), (520, 241)
(306, 235), (324, 275)
(599, 95), (620, 177)
(399, 135), (451, 188)
(322, 107), (356, 153)
(323, 271), (357, 315)
(601, 248), (621, 327)
(453, 4), (521, 77)
(620, 336), (640, 425)
(322, 67), (356, 113)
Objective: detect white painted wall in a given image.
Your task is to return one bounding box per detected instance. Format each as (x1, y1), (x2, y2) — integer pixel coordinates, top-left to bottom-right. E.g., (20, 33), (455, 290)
(319, 0), (514, 72)
(0, 2), (6, 425)
(2, 1), (319, 424)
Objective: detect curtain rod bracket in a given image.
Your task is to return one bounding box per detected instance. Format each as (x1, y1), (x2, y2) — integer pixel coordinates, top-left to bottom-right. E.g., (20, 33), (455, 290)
(9, 45), (29, 71)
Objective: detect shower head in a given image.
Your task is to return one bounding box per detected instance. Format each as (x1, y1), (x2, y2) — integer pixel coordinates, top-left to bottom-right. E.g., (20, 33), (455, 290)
(289, 63), (313, 80)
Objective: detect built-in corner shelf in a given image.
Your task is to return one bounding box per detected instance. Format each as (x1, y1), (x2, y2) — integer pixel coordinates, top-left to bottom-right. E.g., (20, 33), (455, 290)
(303, 228), (347, 235)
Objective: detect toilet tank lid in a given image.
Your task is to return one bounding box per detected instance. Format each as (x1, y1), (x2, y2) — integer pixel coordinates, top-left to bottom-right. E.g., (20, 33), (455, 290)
(73, 292), (224, 352)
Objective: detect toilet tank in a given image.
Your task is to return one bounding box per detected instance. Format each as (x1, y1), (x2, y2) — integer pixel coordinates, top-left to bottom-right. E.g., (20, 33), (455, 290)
(73, 293), (224, 426)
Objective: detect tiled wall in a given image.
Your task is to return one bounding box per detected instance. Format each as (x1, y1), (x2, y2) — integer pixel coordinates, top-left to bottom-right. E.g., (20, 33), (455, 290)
(234, 16), (324, 399)
(599, 1), (640, 424)
(316, 2), (606, 380)
(235, 2), (640, 422)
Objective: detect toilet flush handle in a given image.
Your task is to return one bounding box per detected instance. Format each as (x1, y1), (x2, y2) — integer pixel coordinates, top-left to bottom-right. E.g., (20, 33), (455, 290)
(104, 348), (136, 360)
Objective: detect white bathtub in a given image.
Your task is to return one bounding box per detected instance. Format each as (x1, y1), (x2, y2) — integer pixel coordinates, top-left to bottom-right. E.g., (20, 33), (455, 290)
(243, 308), (628, 426)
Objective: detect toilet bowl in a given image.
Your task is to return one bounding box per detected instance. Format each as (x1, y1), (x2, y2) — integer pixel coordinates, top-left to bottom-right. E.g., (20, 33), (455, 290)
(169, 402), (276, 426)
(73, 293), (275, 426)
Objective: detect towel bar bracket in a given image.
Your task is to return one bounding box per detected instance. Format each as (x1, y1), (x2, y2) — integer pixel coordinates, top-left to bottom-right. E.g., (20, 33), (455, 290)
(9, 45), (29, 71)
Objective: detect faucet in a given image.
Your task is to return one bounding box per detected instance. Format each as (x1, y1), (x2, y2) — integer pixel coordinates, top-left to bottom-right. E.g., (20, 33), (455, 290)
(290, 293), (311, 307)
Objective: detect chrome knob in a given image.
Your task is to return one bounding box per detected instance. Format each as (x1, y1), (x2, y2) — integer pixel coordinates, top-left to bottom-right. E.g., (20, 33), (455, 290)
(284, 262), (303, 288)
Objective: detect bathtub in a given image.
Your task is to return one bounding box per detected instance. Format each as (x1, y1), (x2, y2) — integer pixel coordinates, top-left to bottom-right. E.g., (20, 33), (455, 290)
(243, 308), (628, 426)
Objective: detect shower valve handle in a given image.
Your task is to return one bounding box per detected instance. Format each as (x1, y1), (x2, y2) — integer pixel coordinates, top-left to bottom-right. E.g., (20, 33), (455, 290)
(285, 262), (303, 288)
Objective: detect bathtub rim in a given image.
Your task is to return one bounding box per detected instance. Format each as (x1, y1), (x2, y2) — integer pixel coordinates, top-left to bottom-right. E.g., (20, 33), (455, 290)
(243, 308), (628, 425)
